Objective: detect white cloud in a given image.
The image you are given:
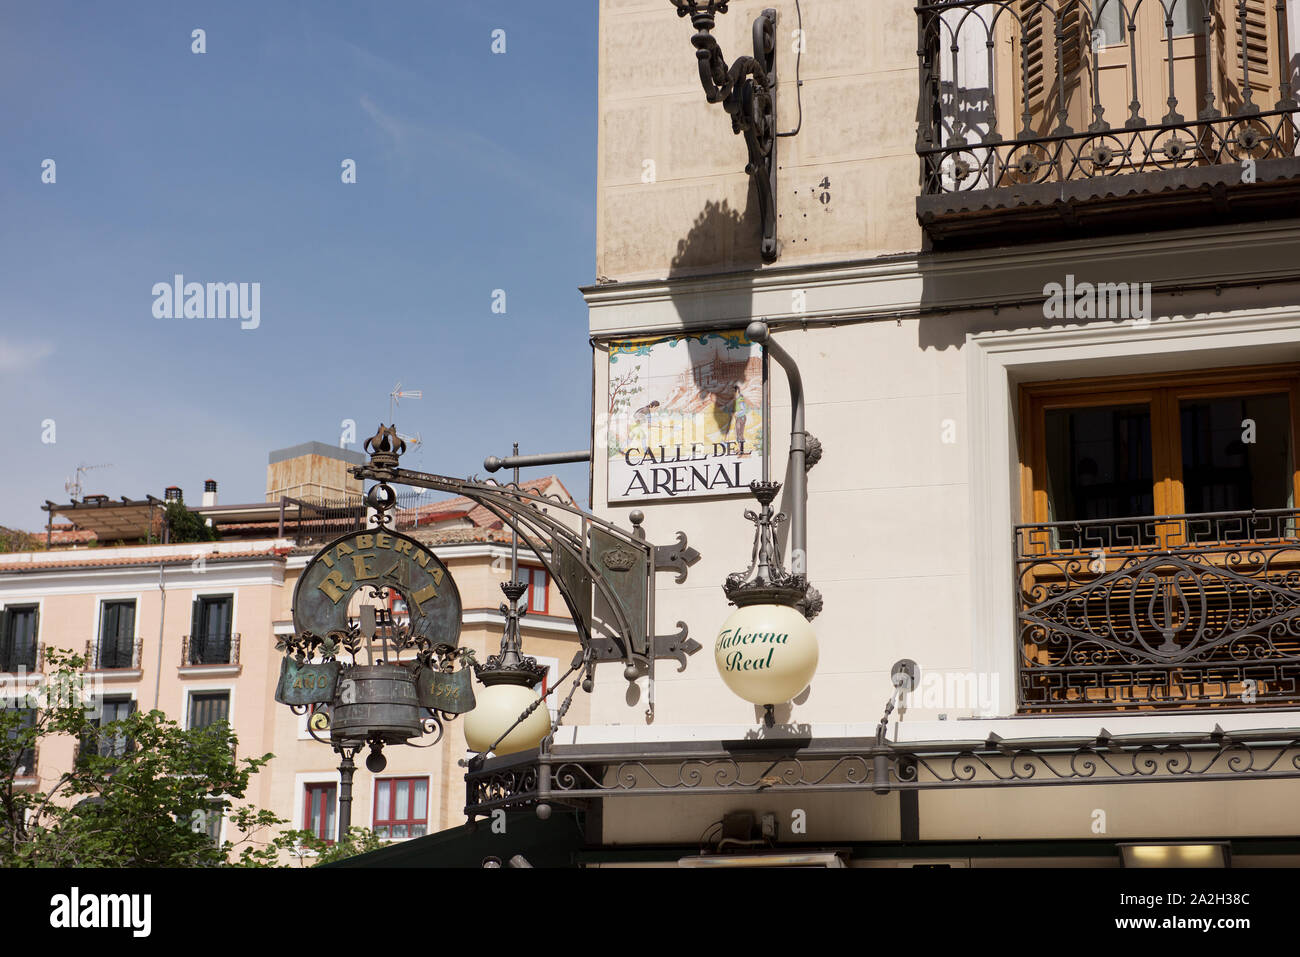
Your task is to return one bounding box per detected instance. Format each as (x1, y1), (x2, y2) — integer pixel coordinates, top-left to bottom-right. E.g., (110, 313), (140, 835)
(0, 338), (54, 371)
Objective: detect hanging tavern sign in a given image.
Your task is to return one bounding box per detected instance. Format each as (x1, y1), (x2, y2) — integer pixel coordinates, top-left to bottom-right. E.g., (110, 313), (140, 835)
(292, 528), (463, 650)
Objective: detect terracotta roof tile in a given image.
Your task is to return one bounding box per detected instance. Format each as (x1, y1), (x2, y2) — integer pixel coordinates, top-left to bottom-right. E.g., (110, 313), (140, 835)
(0, 547), (290, 574)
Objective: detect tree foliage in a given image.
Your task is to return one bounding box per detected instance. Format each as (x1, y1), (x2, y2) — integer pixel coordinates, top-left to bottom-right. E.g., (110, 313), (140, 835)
(0, 649), (387, 867)
(164, 501), (217, 544)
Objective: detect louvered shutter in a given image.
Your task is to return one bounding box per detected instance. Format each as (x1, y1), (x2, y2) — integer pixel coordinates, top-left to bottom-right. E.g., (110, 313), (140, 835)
(189, 598), (202, 665)
(1216, 0), (1288, 112)
(1013, 0), (1087, 137)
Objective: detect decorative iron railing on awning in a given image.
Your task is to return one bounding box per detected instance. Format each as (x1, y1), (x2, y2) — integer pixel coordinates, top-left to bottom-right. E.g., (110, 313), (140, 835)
(464, 727), (1300, 818)
(916, 0), (1300, 242)
(1017, 507), (1300, 712)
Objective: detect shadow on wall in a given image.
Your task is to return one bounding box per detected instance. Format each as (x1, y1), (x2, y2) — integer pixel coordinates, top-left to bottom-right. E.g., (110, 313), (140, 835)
(667, 196), (765, 279)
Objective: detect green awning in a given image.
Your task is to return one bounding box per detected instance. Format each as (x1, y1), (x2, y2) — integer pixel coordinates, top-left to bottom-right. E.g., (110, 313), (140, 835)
(326, 810), (586, 868)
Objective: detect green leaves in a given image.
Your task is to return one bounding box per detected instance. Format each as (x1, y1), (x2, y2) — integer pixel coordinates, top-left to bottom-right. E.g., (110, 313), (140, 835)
(164, 500), (217, 544)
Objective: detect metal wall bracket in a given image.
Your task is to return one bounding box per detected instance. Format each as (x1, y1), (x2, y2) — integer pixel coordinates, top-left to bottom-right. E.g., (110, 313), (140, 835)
(673, 3), (780, 262)
(654, 533), (701, 583)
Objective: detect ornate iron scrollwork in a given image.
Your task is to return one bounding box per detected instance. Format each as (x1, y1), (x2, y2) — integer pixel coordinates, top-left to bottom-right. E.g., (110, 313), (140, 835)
(1017, 508), (1300, 711)
(671, 2), (780, 262)
(724, 480), (819, 620)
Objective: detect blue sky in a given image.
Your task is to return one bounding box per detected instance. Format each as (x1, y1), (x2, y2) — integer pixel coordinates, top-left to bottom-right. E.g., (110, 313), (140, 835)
(0, 1), (597, 531)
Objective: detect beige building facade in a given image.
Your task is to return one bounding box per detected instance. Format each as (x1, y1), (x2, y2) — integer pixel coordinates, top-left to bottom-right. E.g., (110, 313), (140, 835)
(0, 445), (584, 858)
(478, 0), (1300, 866)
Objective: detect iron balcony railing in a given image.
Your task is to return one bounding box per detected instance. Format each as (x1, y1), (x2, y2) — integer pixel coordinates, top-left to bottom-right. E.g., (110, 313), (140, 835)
(917, 0), (1300, 238)
(0, 641), (40, 675)
(1017, 507), (1300, 712)
(85, 636), (143, 671)
(181, 633), (241, 668)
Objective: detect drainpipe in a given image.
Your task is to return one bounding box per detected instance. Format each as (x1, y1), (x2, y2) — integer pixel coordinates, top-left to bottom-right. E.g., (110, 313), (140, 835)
(154, 559), (166, 709)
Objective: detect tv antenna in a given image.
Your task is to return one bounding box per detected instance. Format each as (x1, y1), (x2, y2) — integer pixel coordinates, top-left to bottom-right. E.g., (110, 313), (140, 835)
(65, 463), (113, 501)
(389, 381), (423, 422)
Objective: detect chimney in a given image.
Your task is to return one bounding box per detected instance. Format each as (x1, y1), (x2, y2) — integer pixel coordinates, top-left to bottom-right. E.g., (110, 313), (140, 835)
(202, 479), (218, 507)
(164, 486), (183, 502)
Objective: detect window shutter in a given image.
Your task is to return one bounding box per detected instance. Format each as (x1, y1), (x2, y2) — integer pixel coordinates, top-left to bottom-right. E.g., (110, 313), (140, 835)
(190, 599), (202, 665)
(1019, 0), (1048, 116)
(118, 602), (136, 668)
(0, 608), (12, 671)
(24, 608), (38, 670)
(1014, 0), (1085, 136)
(1216, 0), (1288, 112)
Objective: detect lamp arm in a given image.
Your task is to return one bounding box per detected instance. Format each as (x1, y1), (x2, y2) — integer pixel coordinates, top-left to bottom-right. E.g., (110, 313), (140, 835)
(746, 320), (806, 572)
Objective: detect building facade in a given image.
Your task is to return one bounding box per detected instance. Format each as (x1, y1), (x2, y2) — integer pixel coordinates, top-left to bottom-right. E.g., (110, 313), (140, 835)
(450, 0), (1300, 867)
(1, 443), (584, 857)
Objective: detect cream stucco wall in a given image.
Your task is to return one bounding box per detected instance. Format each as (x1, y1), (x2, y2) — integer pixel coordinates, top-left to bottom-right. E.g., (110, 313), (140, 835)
(597, 0), (920, 282)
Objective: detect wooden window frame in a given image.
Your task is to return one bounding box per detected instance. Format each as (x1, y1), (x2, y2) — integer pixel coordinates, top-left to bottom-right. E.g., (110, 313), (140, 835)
(1019, 362), (1300, 529)
(372, 776), (429, 839)
(520, 566), (549, 616)
(304, 783), (337, 844)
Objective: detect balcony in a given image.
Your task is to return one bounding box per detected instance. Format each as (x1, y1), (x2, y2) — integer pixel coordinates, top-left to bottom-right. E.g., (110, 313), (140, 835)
(0, 642), (41, 676)
(84, 637), (143, 679)
(179, 633), (241, 677)
(1017, 507), (1300, 711)
(916, 0), (1300, 246)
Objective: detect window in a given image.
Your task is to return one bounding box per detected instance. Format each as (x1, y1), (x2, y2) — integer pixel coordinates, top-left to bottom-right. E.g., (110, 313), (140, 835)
(1023, 367), (1298, 530)
(0, 605), (38, 673)
(517, 566), (548, 615)
(188, 692), (230, 730)
(189, 595), (232, 665)
(8, 708), (36, 777)
(304, 783), (336, 842)
(87, 697), (135, 759)
(1017, 364), (1300, 712)
(200, 799), (223, 845)
(373, 777), (429, 839)
(97, 600), (136, 669)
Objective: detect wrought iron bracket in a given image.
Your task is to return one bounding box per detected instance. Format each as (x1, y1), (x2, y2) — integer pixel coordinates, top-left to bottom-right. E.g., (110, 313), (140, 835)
(654, 533), (701, 583)
(351, 426), (704, 678)
(672, 3), (780, 262)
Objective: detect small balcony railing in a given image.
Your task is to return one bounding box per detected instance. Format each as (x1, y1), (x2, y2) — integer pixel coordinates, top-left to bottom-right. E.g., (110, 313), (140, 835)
(0, 641), (41, 675)
(180, 633), (240, 668)
(917, 0), (1300, 243)
(1017, 507), (1300, 711)
(85, 637), (143, 671)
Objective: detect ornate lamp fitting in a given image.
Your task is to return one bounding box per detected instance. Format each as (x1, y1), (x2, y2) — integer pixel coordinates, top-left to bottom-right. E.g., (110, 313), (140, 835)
(723, 480), (818, 617)
(475, 579), (548, 688)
